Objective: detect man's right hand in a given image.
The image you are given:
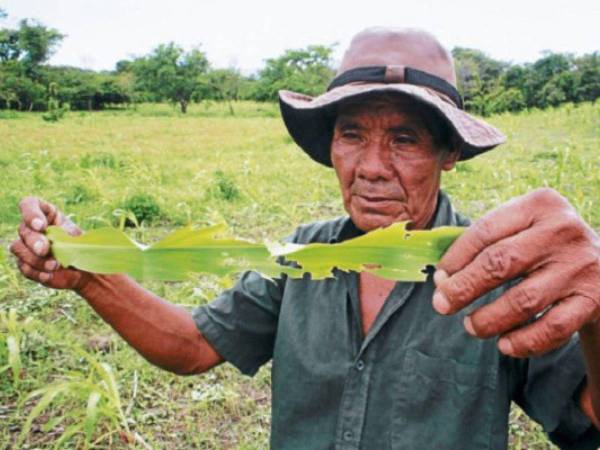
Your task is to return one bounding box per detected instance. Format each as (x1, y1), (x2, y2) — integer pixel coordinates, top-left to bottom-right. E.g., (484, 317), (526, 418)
(10, 196), (91, 291)
(10, 197), (223, 375)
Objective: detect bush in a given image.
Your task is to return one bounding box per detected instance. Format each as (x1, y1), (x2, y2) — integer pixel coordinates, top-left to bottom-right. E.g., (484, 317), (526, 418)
(120, 194), (162, 226)
(210, 170), (240, 201)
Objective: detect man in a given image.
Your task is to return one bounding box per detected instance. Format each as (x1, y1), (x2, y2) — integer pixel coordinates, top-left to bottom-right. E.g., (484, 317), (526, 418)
(10, 28), (600, 449)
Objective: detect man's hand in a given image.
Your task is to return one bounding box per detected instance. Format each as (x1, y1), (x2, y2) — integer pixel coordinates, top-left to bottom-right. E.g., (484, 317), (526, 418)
(433, 188), (600, 358)
(10, 196), (91, 291)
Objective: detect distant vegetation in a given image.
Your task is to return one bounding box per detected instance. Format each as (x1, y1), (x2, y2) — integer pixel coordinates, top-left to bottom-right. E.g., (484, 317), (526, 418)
(0, 7), (598, 115)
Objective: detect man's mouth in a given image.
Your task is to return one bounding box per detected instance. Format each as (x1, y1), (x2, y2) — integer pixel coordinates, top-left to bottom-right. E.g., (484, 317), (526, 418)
(358, 195), (395, 202)
(354, 194), (403, 209)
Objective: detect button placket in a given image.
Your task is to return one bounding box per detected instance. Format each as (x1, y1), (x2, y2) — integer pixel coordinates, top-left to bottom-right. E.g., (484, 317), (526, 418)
(334, 347), (378, 449)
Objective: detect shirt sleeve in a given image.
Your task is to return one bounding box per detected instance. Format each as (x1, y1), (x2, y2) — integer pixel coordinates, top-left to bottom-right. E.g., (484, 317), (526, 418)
(192, 270), (285, 376)
(512, 334), (600, 449)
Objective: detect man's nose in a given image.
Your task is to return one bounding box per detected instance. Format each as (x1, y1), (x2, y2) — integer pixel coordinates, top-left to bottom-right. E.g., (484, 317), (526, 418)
(356, 142), (394, 181)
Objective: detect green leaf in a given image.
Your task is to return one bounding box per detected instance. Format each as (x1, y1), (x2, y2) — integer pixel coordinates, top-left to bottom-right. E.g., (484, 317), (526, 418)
(84, 391), (101, 444)
(47, 222), (464, 282)
(17, 385), (67, 447)
(41, 415), (64, 433)
(277, 222), (464, 281)
(6, 335), (21, 385)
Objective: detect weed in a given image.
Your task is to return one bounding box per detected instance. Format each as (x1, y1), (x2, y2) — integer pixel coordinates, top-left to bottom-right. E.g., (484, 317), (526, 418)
(65, 184), (97, 205)
(120, 193), (163, 227)
(211, 170), (241, 201)
(0, 308), (36, 388)
(17, 348), (148, 449)
(80, 152), (120, 169)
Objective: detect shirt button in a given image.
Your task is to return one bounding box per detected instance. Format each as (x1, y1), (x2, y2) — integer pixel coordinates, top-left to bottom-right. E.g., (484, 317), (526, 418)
(356, 360), (365, 371)
(343, 430), (353, 441)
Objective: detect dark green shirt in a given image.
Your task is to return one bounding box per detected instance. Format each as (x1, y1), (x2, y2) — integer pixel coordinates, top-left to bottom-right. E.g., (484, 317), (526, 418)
(193, 191), (600, 450)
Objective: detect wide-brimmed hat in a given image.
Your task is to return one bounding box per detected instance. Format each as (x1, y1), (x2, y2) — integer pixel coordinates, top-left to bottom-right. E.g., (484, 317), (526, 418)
(278, 27), (506, 167)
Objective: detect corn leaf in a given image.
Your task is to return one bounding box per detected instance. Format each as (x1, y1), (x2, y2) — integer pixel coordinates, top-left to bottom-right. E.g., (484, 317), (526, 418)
(48, 224), (302, 280)
(47, 222), (464, 282)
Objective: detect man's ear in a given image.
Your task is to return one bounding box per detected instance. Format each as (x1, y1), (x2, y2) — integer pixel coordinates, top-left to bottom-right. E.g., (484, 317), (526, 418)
(441, 135), (461, 171)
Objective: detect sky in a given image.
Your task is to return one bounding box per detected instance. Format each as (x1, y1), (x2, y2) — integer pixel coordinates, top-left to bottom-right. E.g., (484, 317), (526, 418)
(2, 0), (599, 74)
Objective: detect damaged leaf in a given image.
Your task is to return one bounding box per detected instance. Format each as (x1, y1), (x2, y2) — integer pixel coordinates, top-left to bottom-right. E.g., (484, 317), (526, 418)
(47, 222), (464, 282)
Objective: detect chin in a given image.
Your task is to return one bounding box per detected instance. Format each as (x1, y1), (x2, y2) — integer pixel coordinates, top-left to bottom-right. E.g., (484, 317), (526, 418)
(352, 212), (411, 232)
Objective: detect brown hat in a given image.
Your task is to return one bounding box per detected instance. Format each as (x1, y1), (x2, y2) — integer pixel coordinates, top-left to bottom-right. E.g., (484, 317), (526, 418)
(278, 27), (506, 166)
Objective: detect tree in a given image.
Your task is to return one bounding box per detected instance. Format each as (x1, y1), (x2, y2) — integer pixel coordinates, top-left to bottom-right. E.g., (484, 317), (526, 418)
(253, 45), (335, 101)
(131, 43), (210, 113)
(522, 52), (574, 107)
(205, 68), (246, 114)
(452, 48), (508, 113)
(574, 52), (600, 102)
(0, 59), (46, 110)
(486, 87), (526, 114)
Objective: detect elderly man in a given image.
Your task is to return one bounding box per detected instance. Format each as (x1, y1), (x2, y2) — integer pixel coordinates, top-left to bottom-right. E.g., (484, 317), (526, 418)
(10, 28), (600, 449)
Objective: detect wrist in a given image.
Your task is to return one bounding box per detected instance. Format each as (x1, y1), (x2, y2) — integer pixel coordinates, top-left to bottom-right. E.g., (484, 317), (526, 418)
(74, 272), (124, 298)
(73, 271), (98, 296)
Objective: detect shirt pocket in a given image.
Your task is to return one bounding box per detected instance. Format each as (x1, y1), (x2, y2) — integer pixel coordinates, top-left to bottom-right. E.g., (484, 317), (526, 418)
(390, 348), (498, 450)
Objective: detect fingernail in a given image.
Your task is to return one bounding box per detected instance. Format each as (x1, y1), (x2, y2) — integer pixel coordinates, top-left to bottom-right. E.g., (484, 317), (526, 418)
(32, 218), (44, 231)
(433, 269), (448, 286)
(498, 338), (514, 355)
(40, 272), (51, 282)
(33, 240), (45, 256)
(463, 316), (476, 336)
(44, 260), (58, 271)
(432, 290), (451, 314)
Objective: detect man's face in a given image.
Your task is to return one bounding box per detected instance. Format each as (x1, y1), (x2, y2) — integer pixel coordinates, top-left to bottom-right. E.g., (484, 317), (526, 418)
(331, 97), (458, 232)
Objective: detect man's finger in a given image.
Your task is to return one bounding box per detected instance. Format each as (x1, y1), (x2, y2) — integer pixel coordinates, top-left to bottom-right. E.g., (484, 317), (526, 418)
(17, 261), (53, 284)
(9, 240), (59, 272)
(19, 197), (59, 231)
(465, 265), (571, 338)
(62, 219), (82, 237)
(497, 295), (598, 358)
(438, 197), (532, 275)
(18, 222), (50, 257)
(433, 227), (554, 314)
(438, 188), (567, 276)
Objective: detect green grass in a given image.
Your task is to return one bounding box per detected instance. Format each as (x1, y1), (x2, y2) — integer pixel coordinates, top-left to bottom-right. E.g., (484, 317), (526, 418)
(1, 100), (599, 449)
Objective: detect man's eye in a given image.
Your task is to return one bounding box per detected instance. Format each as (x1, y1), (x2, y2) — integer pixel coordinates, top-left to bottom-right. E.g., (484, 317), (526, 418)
(341, 132), (362, 142)
(392, 136), (415, 145)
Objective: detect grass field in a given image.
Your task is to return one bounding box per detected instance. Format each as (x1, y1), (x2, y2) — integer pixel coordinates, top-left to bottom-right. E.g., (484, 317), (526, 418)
(1, 100), (599, 449)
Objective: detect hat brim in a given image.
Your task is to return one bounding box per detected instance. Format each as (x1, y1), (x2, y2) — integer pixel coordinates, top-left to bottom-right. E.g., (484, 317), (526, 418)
(279, 83), (506, 167)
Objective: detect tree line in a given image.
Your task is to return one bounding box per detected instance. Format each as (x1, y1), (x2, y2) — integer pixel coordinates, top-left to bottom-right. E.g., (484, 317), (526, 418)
(1, 9), (598, 116)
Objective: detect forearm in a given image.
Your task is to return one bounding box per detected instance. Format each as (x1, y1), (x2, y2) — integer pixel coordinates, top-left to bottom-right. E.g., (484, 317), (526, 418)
(579, 320), (600, 428)
(75, 273), (222, 375)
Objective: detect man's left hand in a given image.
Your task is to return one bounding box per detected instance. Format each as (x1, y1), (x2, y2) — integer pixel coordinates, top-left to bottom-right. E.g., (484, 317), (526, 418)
(433, 188), (600, 358)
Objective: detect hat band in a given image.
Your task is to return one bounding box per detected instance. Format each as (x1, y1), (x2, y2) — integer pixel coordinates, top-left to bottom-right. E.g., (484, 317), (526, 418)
(327, 65), (464, 110)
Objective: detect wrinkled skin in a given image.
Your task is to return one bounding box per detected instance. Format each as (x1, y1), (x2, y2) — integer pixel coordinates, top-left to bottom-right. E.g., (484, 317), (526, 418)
(10, 198), (89, 290)
(434, 189), (600, 357)
(433, 188), (600, 427)
(331, 97), (458, 232)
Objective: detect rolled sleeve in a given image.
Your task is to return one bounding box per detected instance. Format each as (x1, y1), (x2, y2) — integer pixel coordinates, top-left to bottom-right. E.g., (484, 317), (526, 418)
(515, 334), (600, 449)
(192, 270), (285, 376)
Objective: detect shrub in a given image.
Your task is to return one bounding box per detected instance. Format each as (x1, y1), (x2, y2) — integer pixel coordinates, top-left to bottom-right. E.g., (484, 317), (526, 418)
(120, 193), (162, 226)
(211, 170), (240, 201)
